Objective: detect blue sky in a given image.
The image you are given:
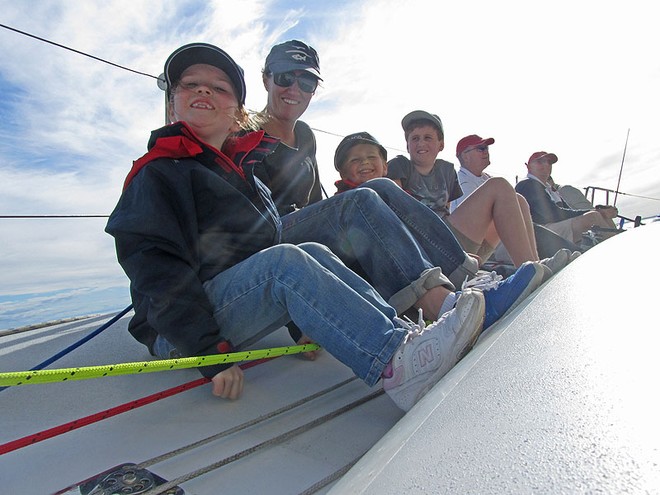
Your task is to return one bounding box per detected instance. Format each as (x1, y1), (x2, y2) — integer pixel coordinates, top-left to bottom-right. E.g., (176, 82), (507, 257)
(1, 0), (659, 330)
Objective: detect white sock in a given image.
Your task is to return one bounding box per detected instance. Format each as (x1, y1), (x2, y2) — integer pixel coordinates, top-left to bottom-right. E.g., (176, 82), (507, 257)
(438, 292), (458, 319)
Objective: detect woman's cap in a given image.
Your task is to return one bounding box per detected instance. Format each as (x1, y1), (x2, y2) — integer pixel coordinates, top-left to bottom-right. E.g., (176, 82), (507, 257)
(265, 40), (322, 79)
(334, 132), (387, 171)
(163, 42), (246, 104)
(401, 110), (443, 134)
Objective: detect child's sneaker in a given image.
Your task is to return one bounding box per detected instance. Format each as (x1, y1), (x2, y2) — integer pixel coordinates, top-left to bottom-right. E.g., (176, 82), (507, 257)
(472, 261), (544, 330)
(383, 289), (485, 412)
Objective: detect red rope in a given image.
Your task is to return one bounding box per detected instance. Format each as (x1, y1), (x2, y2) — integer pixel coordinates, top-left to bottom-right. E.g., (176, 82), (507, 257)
(0, 357), (273, 455)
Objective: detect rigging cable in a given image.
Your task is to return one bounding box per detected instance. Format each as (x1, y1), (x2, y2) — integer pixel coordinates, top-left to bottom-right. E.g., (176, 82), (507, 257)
(0, 23), (159, 80)
(1, 22), (657, 214)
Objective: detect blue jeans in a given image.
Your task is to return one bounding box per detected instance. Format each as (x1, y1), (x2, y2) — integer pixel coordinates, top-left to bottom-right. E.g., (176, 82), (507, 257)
(359, 179), (476, 285)
(198, 242), (406, 386)
(282, 185), (469, 312)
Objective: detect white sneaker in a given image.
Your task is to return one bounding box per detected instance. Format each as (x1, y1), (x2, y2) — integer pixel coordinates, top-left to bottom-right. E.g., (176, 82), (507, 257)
(541, 248), (571, 276)
(383, 289), (485, 411)
(462, 270), (502, 291)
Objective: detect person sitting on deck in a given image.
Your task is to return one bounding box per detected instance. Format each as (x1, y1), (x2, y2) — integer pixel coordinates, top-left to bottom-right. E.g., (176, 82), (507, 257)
(515, 151), (619, 245)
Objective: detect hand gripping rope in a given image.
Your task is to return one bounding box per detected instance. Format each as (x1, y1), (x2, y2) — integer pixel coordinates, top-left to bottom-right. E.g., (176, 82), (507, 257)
(0, 344), (320, 387)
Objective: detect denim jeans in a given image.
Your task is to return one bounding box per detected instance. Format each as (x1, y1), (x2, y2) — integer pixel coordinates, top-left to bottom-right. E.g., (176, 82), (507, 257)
(198, 242), (406, 386)
(359, 179), (477, 285)
(282, 185), (469, 312)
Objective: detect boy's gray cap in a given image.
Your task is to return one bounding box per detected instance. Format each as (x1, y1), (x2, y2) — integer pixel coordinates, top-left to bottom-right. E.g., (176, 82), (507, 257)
(401, 110), (443, 134)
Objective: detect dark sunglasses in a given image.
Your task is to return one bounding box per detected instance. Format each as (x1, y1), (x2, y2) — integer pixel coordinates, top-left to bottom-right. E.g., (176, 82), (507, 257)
(272, 72), (319, 93)
(467, 145), (489, 153)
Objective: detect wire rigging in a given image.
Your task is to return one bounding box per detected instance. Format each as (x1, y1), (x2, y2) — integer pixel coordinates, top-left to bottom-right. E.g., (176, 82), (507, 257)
(0, 21), (657, 214)
(0, 23), (160, 80)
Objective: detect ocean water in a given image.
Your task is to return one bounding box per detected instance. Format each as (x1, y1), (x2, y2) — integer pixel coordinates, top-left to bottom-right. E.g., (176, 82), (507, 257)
(0, 285), (130, 331)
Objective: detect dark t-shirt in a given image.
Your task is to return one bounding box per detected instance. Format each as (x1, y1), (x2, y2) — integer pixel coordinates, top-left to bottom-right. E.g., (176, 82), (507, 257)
(387, 155), (461, 218)
(255, 120), (323, 215)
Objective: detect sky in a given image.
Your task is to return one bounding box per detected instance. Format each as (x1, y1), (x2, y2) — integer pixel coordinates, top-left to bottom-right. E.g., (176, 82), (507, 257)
(1, 0), (659, 330)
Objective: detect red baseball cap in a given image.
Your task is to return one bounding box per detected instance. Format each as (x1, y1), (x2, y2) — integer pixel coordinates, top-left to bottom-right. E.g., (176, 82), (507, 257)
(527, 151), (558, 166)
(456, 135), (495, 156)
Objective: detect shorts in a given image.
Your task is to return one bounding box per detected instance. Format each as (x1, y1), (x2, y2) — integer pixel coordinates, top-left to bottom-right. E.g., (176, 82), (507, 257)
(446, 221), (496, 265)
(545, 218), (576, 243)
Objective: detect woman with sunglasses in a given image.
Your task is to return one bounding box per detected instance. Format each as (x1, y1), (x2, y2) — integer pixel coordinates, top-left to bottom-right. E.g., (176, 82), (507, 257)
(256, 40), (324, 216)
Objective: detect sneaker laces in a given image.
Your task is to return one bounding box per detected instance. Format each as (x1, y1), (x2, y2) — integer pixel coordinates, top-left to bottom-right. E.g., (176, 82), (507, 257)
(393, 308), (428, 344)
(461, 271), (502, 292)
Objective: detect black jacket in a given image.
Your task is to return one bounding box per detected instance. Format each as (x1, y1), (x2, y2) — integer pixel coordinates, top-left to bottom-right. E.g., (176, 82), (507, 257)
(106, 123), (280, 377)
(515, 176), (590, 225)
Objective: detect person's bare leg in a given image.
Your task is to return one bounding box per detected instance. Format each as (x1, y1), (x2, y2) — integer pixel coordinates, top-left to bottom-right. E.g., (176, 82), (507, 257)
(571, 211), (617, 242)
(483, 222), (501, 254)
(517, 194), (540, 260)
(448, 178), (536, 266)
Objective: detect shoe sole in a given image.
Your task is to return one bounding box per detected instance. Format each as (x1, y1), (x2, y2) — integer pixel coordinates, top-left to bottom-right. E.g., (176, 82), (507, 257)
(414, 289), (486, 404)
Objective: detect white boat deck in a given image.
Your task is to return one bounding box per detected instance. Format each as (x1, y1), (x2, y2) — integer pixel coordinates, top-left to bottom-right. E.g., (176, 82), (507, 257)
(333, 222), (660, 494)
(1, 319), (403, 494)
(2, 223), (659, 494)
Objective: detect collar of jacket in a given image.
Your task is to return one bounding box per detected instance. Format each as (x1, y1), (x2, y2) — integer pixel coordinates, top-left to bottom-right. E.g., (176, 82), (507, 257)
(123, 122), (279, 190)
(334, 178), (360, 194)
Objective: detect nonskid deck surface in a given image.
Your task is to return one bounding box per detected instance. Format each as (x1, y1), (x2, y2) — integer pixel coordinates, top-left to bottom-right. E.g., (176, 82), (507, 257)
(332, 223), (660, 494)
(0, 317), (403, 494)
(5, 225), (658, 494)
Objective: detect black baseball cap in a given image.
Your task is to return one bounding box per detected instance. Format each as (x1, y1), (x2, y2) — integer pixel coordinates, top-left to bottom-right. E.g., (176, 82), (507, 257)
(264, 40), (322, 79)
(334, 132), (387, 171)
(163, 42), (246, 104)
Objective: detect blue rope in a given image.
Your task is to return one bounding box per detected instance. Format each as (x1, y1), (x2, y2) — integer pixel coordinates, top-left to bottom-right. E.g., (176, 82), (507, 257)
(0, 304), (133, 392)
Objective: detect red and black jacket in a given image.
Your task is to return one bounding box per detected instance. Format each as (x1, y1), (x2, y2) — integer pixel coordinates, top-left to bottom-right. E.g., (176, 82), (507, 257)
(106, 122), (279, 377)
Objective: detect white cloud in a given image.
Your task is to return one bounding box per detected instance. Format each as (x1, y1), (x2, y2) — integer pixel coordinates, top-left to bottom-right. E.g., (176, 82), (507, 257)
(0, 0), (659, 329)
